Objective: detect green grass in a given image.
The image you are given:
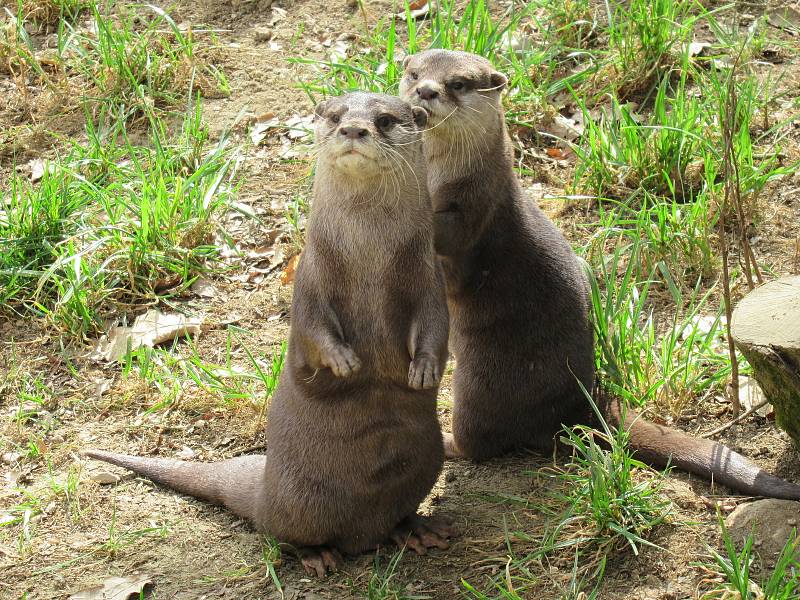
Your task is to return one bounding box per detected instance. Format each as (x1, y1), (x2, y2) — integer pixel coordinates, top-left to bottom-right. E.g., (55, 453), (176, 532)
(544, 387), (672, 563)
(119, 332), (287, 414)
(260, 537), (283, 594)
(570, 71), (709, 201)
(462, 390), (670, 597)
(598, 0), (699, 98)
(10, 0), (90, 25)
(59, 4), (227, 120)
(582, 239), (734, 416)
(697, 514), (800, 599)
(1, 2), (226, 131)
(361, 549), (425, 600)
(1, 101), (240, 338)
(292, 0), (581, 126)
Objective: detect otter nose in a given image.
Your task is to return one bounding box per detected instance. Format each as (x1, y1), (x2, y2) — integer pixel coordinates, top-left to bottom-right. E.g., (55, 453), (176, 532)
(339, 126), (369, 139)
(417, 86), (438, 101)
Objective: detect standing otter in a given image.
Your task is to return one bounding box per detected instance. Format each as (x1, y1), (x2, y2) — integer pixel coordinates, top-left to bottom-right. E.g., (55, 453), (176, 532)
(85, 92), (454, 576)
(399, 49), (800, 500)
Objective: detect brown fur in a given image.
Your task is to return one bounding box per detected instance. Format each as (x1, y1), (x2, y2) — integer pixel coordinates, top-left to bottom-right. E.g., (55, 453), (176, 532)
(85, 92), (452, 555)
(399, 49), (800, 500)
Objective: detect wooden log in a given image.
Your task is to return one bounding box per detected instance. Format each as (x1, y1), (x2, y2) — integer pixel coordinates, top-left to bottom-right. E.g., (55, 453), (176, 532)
(731, 276), (800, 448)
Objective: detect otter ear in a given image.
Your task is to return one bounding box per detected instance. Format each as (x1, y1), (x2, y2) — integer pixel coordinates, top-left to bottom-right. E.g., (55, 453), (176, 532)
(489, 71), (508, 91)
(402, 55), (413, 70)
(411, 106), (428, 128)
(313, 99), (328, 120)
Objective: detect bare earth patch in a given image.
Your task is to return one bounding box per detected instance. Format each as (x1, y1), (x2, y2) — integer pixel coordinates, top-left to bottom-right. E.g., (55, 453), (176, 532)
(3, 0), (800, 598)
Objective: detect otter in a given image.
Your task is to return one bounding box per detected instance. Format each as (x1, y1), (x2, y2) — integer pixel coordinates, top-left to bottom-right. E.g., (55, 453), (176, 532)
(399, 49), (800, 500)
(85, 92), (454, 576)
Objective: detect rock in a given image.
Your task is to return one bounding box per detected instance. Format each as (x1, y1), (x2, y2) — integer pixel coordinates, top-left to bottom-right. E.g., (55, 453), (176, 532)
(731, 276), (800, 447)
(90, 471), (121, 485)
(725, 499), (800, 565)
(254, 27), (273, 43)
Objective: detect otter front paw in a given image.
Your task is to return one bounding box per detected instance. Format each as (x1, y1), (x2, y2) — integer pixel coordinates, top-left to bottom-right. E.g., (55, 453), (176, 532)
(321, 343), (361, 377)
(408, 355), (441, 390)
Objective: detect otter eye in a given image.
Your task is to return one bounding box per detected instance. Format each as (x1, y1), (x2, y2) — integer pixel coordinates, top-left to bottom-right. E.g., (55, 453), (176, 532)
(376, 114), (395, 129)
(330, 114), (341, 124)
(409, 71), (419, 81)
(449, 80), (465, 91)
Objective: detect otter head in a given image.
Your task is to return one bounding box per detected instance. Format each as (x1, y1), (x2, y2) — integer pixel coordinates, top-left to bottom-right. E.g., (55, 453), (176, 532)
(313, 92), (428, 187)
(399, 50), (507, 136)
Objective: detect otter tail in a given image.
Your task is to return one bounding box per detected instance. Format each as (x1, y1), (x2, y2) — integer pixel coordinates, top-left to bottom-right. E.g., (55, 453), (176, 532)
(605, 401), (800, 500)
(84, 450), (267, 522)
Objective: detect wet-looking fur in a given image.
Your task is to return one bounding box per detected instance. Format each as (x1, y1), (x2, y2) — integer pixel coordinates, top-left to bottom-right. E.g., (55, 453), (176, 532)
(400, 49), (800, 500)
(85, 92), (454, 574)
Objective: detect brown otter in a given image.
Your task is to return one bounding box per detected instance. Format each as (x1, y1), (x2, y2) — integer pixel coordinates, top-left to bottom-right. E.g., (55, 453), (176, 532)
(85, 92), (454, 576)
(399, 49), (800, 500)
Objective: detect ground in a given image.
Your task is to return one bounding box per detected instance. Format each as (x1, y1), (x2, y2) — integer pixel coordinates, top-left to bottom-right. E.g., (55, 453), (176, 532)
(3, 0), (800, 598)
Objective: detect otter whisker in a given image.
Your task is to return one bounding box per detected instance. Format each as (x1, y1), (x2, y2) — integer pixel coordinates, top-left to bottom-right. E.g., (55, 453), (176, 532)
(422, 105), (460, 134)
(376, 138), (422, 200)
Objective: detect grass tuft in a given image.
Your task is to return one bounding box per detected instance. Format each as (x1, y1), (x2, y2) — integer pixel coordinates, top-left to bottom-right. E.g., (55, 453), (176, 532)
(1, 101), (241, 338)
(697, 514), (800, 599)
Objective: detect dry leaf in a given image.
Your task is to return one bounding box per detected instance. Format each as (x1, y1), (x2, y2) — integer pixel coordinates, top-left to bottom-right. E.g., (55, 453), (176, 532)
(767, 6), (800, 33)
(2, 452), (22, 464)
(69, 574), (152, 600)
(395, 0), (429, 19)
(281, 254), (300, 285)
(88, 309), (203, 362)
(686, 41), (712, 57)
(28, 158), (46, 182)
(284, 114), (315, 141)
(545, 148), (565, 159)
(190, 276), (217, 298)
(176, 446), (196, 460)
(539, 114), (583, 146)
(250, 115), (281, 145)
(92, 378), (112, 399)
(738, 376), (771, 417)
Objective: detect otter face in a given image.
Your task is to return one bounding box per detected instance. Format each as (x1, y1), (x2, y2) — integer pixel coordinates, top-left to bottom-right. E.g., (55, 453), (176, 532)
(399, 50), (507, 132)
(313, 92), (427, 179)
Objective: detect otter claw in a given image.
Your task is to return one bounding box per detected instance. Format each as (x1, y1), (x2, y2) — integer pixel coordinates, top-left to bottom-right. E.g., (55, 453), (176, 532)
(390, 514), (456, 555)
(408, 356), (441, 389)
(300, 546), (342, 577)
(322, 344), (361, 377)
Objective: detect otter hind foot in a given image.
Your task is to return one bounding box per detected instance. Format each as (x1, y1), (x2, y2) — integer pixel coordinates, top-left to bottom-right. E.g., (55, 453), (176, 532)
(442, 432), (463, 459)
(390, 514), (456, 555)
(299, 546), (343, 578)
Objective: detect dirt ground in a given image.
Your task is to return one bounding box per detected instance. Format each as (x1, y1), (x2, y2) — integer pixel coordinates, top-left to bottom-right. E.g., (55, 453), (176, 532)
(3, 0), (800, 598)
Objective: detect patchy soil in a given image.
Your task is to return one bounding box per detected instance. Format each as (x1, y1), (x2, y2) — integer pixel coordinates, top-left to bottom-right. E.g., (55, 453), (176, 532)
(2, 0), (800, 599)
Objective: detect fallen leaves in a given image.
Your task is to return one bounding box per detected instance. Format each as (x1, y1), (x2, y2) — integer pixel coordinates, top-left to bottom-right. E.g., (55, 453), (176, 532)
(88, 309), (204, 362)
(767, 5), (800, 34)
(280, 254), (300, 285)
(69, 574), (152, 600)
(249, 112), (280, 145)
(738, 376), (772, 418)
(395, 0), (429, 19)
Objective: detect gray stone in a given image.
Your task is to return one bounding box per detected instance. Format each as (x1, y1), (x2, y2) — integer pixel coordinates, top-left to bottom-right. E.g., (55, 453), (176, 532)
(254, 27), (273, 43)
(725, 499), (800, 565)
